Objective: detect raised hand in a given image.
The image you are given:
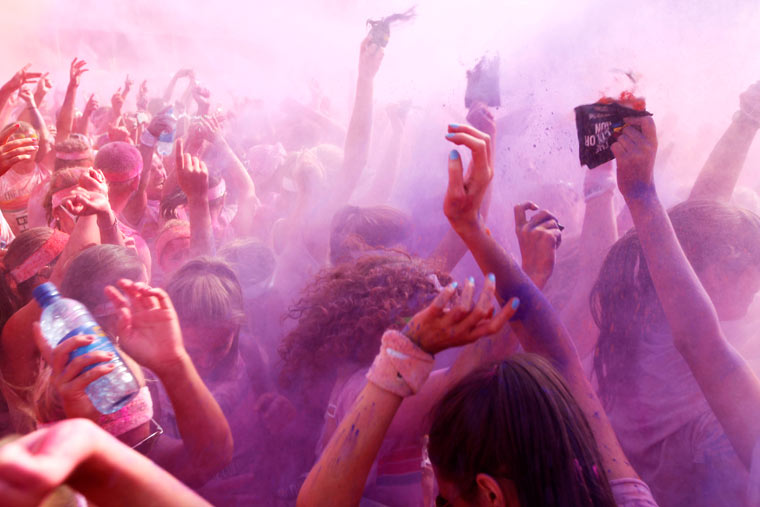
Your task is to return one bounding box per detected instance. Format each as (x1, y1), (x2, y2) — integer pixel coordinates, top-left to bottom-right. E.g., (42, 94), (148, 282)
(0, 125), (38, 177)
(69, 58), (88, 88)
(2, 64), (42, 92)
(17, 87), (36, 108)
(611, 116), (658, 202)
(60, 188), (113, 220)
(122, 75), (134, 98)
(33, 324), (113, 421)
(111, 89), (125, 115)
(35, 73), (53, 100)
(403, 275), (519, 355)
(514, 202), (563, 289)
(147, 109), (175, 138)
(175, 138), (210, 201)
(83, 93), (99, 117)
(443, 124), (493, 232)
(104, 279), (187, 376)
(137, 80), (148, 110)
(358, 36), (384, 81)
(466, 101), (496, 138)
(196, 115), (223, 145)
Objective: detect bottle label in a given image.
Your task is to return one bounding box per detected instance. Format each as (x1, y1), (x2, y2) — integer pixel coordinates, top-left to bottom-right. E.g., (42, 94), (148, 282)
(59, 324), (119, 372)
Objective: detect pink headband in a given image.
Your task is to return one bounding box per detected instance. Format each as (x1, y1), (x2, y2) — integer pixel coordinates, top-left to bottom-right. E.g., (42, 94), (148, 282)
(102, 164), (141, 183)
(99, 386), (153, 436)
(51, 185), (79, 210)
(156, 222), (191, 264)
(10, 230), (69, 284)
(56, 150), (92, 161)
(207, 178), (226, 200)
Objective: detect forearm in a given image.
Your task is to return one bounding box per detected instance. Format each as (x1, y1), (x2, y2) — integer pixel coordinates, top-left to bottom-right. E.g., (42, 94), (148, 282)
(97, 211), (126, 247)
(73, 112), (92, 135)
(562, 191), (618, 358)
(218, 142), (258, 235)
(298, 382), (401, 506)
(155, 355), (233, 481)
(186, 197), (215, 256)
(68, 428), (210, 506)
(340, 77), (374, 199)
(24, 105), (52, 160)
(689, 116), (759, 202)
(57, 84), (78, 141)
(365, 129), (402, 205)
(163, 77), (179, 104)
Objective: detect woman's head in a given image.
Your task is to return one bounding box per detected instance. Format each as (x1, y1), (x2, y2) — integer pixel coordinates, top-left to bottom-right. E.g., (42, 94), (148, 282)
(218, 238), (276, 300)
(329, 205), (412, 265)
(278, 254), (449, 388)
(166, 258), (246, 377)
(60, 244), (146, 336)
(592, 200), (760, 405)
(155, 220), (191, 274)
(1, 228), (68, 329)
(54, 136), (94, 171)
(429, 355), (616, 507)
(94, 142), (142, 211)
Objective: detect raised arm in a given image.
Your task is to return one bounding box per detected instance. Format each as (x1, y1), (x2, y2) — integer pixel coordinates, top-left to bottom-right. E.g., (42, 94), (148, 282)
(0, 418), (209, 506)
(106, 279), (234, 486)
(0, 65), (42, 120)
(689, 81), (760, 202)
(338, 36), (384, 201)
(298, 280), (517, 506)
(175, 139), (214, 257)
(444, 124), (639, 481)
(559, 162), (619, 360)
(614, 115), (760, 468)
(17, 87), (53, 161)
(197, 116), (259, 236)
(56, 58), (88, 142)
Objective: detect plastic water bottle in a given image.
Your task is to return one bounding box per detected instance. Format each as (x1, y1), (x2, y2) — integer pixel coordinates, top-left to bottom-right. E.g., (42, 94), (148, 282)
(33, 282), (139, 415)
(156, 109), (176, 157)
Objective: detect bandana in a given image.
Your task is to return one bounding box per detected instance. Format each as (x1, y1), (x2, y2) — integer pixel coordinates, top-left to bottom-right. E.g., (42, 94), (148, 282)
(10, 230), (69, 284)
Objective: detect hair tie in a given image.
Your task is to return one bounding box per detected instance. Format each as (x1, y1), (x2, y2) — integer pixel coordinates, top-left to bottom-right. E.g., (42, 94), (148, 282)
(55, 149), (92, 161)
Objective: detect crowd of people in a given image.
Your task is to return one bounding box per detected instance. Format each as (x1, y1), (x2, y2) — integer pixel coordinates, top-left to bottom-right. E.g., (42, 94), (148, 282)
(1, 27), (760, 507)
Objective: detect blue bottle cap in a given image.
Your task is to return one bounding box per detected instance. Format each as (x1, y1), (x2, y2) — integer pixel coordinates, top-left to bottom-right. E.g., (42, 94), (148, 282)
(33, 282), (60, 308)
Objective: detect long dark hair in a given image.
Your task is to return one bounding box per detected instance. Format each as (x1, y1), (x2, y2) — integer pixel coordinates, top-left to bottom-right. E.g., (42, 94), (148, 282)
(591, 200), (760, 407)
(428, 354), (616, 507)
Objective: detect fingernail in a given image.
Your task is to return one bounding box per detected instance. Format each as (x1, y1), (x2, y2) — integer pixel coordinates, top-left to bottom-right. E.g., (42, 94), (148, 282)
(449, 123), (460, 129)
(558, 224), (565, 231)
(449, 149), (459, 160)
(488, 273), (496, 283)
(445, 133), (455, 139)
(511, 298), (521, 310)
(451, 281), (458, 289)
(467, 276), (475, 285)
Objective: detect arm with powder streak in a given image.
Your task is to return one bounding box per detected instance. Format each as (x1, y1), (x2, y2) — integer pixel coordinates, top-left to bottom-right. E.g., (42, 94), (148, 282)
(616, 116), (760, 468)
(338, 36), (384, 202)
(175, 140), (214, 256)
(445, 123), (639, 481)
(56, 59), (88, 142)
(689, 81), (760, 202)
(298, 280), (517, 506)
(361, 104), (406, 205)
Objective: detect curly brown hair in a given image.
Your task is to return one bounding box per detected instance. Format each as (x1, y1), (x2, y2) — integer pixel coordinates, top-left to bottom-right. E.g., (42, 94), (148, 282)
(278, 254), (450, 387)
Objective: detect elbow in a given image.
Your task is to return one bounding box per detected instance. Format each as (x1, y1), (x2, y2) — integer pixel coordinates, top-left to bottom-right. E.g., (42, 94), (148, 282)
(189, 431), (234, 486)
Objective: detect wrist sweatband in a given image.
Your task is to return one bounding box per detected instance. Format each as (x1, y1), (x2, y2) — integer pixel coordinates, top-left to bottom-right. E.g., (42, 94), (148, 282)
(99, 386), (153, 436)
(366, 330), (435, 397)
(584, 166), (617, 202)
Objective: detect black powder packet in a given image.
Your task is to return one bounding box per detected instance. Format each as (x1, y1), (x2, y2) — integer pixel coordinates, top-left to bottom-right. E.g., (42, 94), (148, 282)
(574, 102), (652, 168)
